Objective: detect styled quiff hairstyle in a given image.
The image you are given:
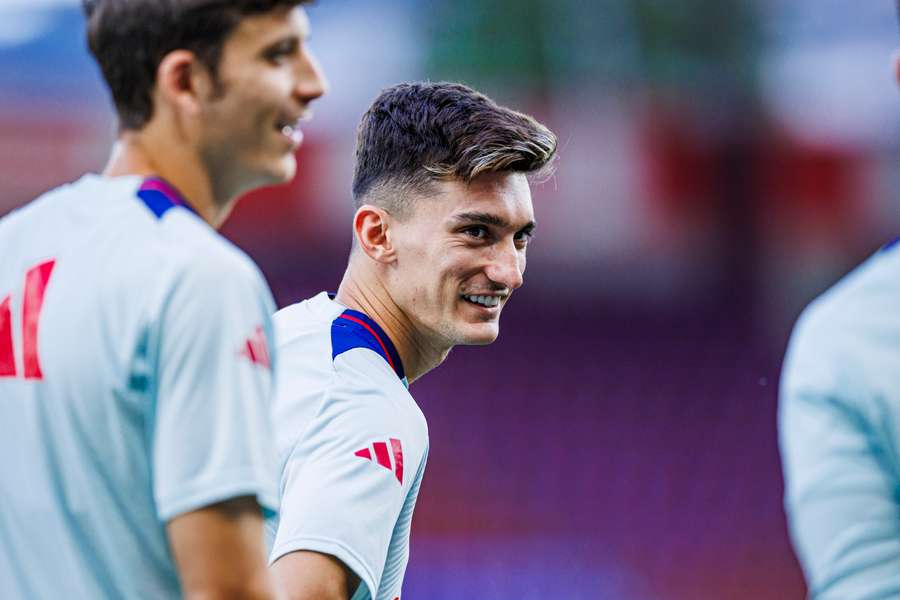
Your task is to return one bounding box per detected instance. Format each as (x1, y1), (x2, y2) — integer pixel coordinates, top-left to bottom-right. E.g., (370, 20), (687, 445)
(352, 82), (558, 219)
(82, 0), (308, 130)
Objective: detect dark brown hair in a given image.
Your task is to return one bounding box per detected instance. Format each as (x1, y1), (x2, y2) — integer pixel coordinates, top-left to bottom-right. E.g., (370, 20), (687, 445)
(82, 0), (308, 130)
(352, 82), (558, 218)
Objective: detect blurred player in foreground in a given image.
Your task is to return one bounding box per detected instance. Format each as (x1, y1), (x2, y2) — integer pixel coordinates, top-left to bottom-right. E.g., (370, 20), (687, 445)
(780, 9), (900, 596)
(266, 82), (557, 599)
(0, 1), (325, 598)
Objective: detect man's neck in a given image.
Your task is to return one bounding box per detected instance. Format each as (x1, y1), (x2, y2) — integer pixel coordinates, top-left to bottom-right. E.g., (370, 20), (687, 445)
(335, 263), (450, 385)
(102, 128), (227, 228)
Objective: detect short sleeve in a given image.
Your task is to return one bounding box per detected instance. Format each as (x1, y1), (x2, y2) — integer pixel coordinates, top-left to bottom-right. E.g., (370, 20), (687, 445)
(780, 311), (900, 598)
(270, 353), (421, 599)
(151, 255), (279, 522)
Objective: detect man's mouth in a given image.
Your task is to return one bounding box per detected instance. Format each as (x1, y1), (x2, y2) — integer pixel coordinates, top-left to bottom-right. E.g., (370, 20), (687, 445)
(276, 117), (304, 146)
(461, 294), (502, 308)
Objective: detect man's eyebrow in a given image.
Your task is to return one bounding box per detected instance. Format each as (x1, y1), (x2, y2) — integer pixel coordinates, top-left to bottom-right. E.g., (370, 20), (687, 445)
(258, 34), (297, 58)
(451, 212), (507, 227)
(520, 220), (537, 234)
(262, 14), (310, 49)
(451, 212), (536, 231)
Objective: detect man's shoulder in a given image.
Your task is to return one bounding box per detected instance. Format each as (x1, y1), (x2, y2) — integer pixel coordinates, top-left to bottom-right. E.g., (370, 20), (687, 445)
(174, 230), (263, 288)
(275, 296), (405, 383)
(95, 174), (265, 283)
(2, 174), (262, 286)
(328, 354), (426, 440)
(0, 174), (135, 234)
(793, 246), (900, 347)
(273, 293), (342, 362)
(784, 246), (900, 395)
(273, 295), (426, 433)
(275, 293), (340, 333)
(308, 359), (428, 487)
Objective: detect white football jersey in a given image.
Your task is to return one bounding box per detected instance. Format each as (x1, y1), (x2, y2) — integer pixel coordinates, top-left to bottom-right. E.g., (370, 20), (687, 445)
(781, 241), (900, 598)
(267, 292), (429, 600)
(0, 174), (279, 599)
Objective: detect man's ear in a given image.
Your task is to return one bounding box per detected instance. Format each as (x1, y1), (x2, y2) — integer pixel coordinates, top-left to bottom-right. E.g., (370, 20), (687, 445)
(154, 50), (215, 120)
(353, 205), (396, 263)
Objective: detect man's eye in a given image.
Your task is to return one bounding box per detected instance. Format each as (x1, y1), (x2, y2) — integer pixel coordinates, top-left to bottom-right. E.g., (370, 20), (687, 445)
(464, 226), (488, 239)
(264, 42), (297, 63)
(514, 230), (534, 244)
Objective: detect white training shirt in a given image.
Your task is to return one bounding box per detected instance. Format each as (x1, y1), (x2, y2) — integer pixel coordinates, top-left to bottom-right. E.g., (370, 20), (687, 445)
(780, 240), (900, 599)
(267, 292), (429, 600)
(0, 174), (279, 599)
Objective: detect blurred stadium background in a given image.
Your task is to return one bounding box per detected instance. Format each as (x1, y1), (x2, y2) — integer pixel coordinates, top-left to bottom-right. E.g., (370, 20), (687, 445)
(4, 0), (900, 598)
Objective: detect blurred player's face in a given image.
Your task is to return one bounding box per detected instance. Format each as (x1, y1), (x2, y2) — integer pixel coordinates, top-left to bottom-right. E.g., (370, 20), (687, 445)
(195, 7), (326, 194)
(388, 172), (534, 348)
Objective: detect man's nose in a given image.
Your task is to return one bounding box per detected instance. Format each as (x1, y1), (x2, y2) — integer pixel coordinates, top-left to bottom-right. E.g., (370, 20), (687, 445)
(294, 47), (329, 104)
(485, 241), (524, 291)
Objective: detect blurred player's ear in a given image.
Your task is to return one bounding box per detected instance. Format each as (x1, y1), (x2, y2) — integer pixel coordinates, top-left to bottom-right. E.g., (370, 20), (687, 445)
(155, 50), (209, 120)
(353, 205), (395, 264)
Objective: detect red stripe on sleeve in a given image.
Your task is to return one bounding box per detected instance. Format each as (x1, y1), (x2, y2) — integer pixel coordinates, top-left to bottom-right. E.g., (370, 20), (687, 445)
(22, 260), (55, 380)
(373, 441), (391, 471)
(244, 340), (258, 364)
(0, 296), (15, 377)
(390, 438), (403, 484)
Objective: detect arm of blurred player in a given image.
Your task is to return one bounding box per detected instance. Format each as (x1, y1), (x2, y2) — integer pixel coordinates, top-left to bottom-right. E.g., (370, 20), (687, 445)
(781, 387), (900, 598)
(780, 309), (900, 598)
(168, 496), (282, 600)
(152, 255), (282, 599)
(271, 550), (361, 600)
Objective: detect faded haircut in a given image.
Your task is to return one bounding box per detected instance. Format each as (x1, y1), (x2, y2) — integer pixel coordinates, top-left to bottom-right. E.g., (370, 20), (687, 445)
(352, 81), (558, 219)
(83, 0), (309, 131)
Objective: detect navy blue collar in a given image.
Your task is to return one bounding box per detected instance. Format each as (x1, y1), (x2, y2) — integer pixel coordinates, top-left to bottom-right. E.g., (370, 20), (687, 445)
(330, 306), (406, 382)
(136, 177), (200, 219)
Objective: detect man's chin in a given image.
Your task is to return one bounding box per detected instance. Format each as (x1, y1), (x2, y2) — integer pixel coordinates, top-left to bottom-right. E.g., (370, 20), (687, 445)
(270, 154), (297, 183)
(253, 154), (297, 187)
(458, 323), (500, 346)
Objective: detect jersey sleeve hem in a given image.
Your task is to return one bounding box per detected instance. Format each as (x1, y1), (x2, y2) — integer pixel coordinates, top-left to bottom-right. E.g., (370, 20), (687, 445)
(157, 470), (278, 523)
(269, 535), (377, 599)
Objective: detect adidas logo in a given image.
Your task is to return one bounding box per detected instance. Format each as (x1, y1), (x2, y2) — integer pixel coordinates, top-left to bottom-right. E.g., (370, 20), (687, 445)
(239, 325), (271, 370)
(355, 438), (403, 485)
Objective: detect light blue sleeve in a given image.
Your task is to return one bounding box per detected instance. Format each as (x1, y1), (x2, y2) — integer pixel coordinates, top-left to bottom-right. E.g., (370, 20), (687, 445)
(780, 309), (900, 599)
(150, 254), (279, 522)
(270, 350), (424, 600)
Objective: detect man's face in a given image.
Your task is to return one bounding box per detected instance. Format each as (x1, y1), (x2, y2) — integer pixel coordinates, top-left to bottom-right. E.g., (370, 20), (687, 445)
(195, 6), (326, 193)
(387, 172), (535, 348)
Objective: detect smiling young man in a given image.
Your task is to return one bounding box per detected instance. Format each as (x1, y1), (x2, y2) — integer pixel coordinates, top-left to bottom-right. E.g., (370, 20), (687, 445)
(267, 82), (557, 600)
(0, 1), (325, 599)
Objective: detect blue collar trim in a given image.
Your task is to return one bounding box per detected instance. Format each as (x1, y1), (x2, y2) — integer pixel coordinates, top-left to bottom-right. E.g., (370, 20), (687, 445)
(330, 307), (406, 382)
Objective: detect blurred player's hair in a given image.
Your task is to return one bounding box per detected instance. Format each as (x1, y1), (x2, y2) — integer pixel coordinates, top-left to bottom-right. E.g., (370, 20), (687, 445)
(352, 81), (558, 219)
(82, 0), (310, 131)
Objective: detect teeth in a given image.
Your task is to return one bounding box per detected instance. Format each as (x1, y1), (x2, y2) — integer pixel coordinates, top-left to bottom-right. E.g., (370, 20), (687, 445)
(464, 295), (500, 307)
(280, 123), (303, 145)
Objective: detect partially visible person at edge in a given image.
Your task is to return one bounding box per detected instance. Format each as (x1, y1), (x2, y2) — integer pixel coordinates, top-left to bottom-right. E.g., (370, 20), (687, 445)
(0, 1), (326, 598)
(266, 81), (557, 600)
(780, 5), (900, 597)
